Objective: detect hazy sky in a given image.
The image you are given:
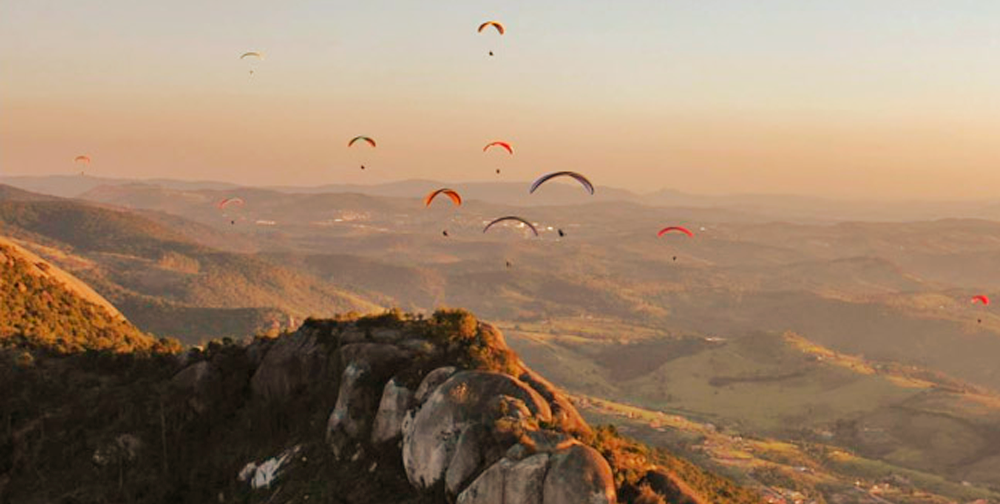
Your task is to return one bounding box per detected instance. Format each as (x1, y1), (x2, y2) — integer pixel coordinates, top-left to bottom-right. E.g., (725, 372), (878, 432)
(4, 1), (1000, 199)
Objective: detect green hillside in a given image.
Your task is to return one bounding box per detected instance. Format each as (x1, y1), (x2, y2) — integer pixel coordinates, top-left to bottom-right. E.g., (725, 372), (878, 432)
(0, 240), (168, 354)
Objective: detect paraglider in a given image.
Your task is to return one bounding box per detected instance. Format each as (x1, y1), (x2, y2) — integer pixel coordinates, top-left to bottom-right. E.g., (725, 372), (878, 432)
(529, 171), (595, 195)
(657, 226), (695, 238)
(484, 141), (512, 176)
(349, 136), (376, 170)
(483, 216), (539, 237)
(973, 295), (990, 323)
(240, 51), (263, 76)
(558, 229), (565, 238)
(478, 21), (505, 56)
(348, 136), (376, 148)
(483, 141), (513, 155)
(658, 227), (693, 262)
(424, 188), (462, 207)
(216, 197), (245, 209)
(74, 155), (90, 175)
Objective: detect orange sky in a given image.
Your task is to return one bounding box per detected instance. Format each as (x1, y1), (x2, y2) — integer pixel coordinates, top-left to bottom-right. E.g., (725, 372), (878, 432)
(4, 1), (1000, 200)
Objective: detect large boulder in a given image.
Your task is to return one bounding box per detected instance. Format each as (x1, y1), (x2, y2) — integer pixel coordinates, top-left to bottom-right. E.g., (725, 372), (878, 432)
(445, 424), (490, 498)
(371, 378), (414, 445)
(455, 458), (513, 504)
(518, 368), (591, 437)
(250, 329), (327, 402)
(542, 444), (617, 504)
(505, 453), (549, 504)
(326, 344), (411, 457)
(414, 366), (456, 404)
(454, 453), (550, 504)
(640, 470), (699, 504)
(170, 361), (219, 413)
(403, 371), (552, 491)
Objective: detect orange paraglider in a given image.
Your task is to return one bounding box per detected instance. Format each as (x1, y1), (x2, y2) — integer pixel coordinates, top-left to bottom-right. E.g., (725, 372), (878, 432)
(424, 189), (463, 207)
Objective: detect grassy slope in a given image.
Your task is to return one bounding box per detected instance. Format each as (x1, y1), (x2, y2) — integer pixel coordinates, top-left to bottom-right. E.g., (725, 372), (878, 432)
(504, 321), (1000, 497)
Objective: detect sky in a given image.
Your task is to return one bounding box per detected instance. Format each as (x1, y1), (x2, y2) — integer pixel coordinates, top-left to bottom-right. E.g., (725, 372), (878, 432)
(3, 0), (1000, 200)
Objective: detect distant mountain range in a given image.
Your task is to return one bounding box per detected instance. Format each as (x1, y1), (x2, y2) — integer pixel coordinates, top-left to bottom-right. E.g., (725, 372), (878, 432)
(6, 174), (1000, 222)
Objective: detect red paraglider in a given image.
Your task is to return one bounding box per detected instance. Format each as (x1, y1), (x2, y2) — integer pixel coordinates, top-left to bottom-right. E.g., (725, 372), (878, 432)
(972, 295), (990, 306)
(216, 197), (245, 209)
(657, 226), (694, 238)
(483, 141), (514, 155)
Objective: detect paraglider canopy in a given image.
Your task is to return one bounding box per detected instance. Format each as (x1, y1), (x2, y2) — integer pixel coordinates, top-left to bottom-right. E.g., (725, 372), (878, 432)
(240, 52), (264, 60)
(529, 171), (595, 195)
(348, 136), (377, 148)
(478, 21), (505, 35)
(216, 197), (245, 209)
(972, 295), (991, 306)
(424, 188), (462, 207)
(483, 141), (514, 155)
(74, 155), (91, 164)
(657, 226), (694, 238)
(483, 216), (539, 237)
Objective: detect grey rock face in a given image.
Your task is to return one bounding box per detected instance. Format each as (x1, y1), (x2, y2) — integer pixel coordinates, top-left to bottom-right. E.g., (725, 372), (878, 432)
(403, 371), (552, 490)
(371, 378), (414, 445)
(250, 329), (326, 402)
(414, 366), (456, 404)
(326, 343), (411, 458)
(542, 444), (617, 504)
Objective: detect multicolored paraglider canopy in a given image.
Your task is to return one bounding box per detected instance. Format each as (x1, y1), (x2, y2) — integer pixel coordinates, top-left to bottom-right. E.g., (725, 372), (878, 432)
(348, 136), (377, 148)
(657, 226), (694, 238)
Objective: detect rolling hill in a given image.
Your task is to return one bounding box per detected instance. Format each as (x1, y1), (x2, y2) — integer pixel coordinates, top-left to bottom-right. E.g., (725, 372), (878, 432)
(0, 186), (382, 343)
(0, 236), (163, 354)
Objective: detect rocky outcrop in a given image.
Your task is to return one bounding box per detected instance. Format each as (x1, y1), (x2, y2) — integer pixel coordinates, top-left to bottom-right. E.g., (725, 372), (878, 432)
(415, 366), (456, 404)
(402, 370), (552, 490)
(371, 378), (413, 445)
(4, 309), (749, 504)
(170, 360), (219, 413)
(250, 329), (327, 401)
(455, 444), (617, 504)
(326, 343), (413, 458)
(543, 444), (617, 504)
